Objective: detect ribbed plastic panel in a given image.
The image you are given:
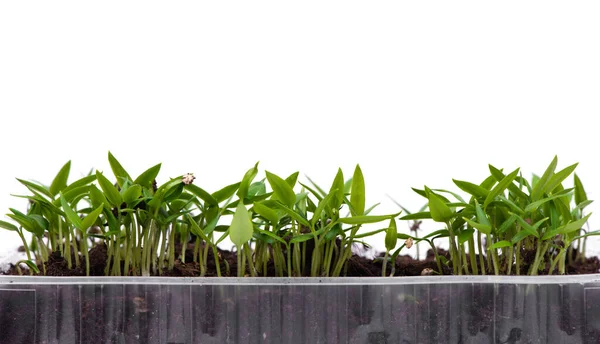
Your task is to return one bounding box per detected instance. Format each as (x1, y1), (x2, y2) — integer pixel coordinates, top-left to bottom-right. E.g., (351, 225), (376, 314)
(1, 275), (600, 344)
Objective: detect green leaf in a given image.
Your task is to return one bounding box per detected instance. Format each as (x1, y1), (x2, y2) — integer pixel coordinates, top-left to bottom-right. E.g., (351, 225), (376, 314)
(212, 182), (241, 203)
(425, 186), (454, 222)
(573, 199), (593, 213)
(266, 171), (296, 208)
(185, 184), (218, 207)
(290, 233), (315, 244)
(542, 213), (593, 240)
(272, 202), (311, 228)
(497, 196), (525, 216)
(81, 204), (105, 230)
(574, 173), (588, 206)
(488, 165), (529, 201)
(531, 156), (557, 201)
(350, 164), (365, 216)
(338, 214), (395, 225)
(247, 180), (267, 198)
(17, 179), (52, 199)
(475, 199), (491, 227)
(311, 191), (336, 227)
(385, 217), (397, 251)
(483, 167), (520, 209)
(134, 163), (161, 190)
(433, 189), (466, 204)
(237, 162), (259, 199)
(96, 171), (123, 207)
(49, 161), (71, 197)
(0, 220), (19, 232)
(89, 185), (108, 210)
(122, 185), (142, 205)
(544, 162), (578, 195)
(453, 179), (489, 199)
(60, 193), (83, 229)
(19, 260), (40, 274)
(572, 229), (600, 241)
(229, 202), (254, 247)
(329, 168), (345, 209)
(285, 172), (299, 188)
(108, 152), (132, 187)
(524, 188), (573, 213)
(489, 240), (512, 249)
(457, 227), (475, 245)
(496, 214), (518, 234)
(253, 201), (279, 226)
(400, 211), (432, 220)
(305, 176), (327, 199)
(463, 217), (491, 235)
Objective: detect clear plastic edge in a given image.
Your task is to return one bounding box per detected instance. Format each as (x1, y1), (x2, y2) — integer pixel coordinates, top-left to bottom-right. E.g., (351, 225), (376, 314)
(1, 274), (600, 285)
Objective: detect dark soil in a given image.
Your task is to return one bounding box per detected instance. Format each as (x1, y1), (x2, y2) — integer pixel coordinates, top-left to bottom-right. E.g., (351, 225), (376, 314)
(2, 243), (599, 277)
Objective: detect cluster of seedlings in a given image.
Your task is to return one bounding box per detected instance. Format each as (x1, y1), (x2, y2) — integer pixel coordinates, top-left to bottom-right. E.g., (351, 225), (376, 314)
(0, 153), (597, 277)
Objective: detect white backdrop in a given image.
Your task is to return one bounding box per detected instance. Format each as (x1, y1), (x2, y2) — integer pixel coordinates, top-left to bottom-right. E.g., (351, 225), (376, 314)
(1, 1), (599, 268)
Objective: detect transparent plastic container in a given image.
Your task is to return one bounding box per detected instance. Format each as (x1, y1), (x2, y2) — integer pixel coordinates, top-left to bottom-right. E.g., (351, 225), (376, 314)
(1, 275), (600, 343)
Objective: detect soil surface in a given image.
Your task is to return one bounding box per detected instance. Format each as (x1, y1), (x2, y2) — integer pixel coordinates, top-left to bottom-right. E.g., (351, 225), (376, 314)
(2, 243), (599, 277)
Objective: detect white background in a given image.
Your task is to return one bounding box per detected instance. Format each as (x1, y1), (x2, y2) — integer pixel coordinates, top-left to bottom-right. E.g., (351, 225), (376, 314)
(1, 2), (599, 269)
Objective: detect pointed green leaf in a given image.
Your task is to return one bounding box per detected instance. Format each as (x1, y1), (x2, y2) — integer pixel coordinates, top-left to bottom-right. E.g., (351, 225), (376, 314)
(531, 156), (557, 201)
(483, 167), (520, 209)
(185, 184), (218, 207)
(229, 202), (254, 247)
(60, 194), (83, 229)
(574, 173), (587, 206)
(285, 172), (299, 188)
(544, 163), (578, 195)
(329, 168), (345, 209)
(266, 171), (296, 208)
(0, 220), (19, 232)
(122, 185), (142, 205)
(489, 240), (512, 249)
(212, 182), (241, 203)
(350, 164), (365, 216)
(134, 163), (161, 190)
(338, 214), (395, 225)
(81, 204), (105, 230)
(457, 227), (475, 245)
(96, 171), (123, 207)
(237, 162), (259, 199)
(385, 217), (398, 251)
(488, 165), (529, 201)
(49, 161), (71, 197)
(425, 186), (454, 222)
(108, 152), (132, 187)
(17, 179), (52, 199)
(453, 179), (489, 199)
(463, 217), (491, 235)
(253, 201), (279, 225)
(497, 214), (518, 234)
(524, 188), (573, 213)
(400, 211), (432, 220)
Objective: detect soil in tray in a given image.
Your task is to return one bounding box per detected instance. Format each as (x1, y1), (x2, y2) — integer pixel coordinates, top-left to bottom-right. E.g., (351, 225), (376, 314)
(1, 242), (599, 277)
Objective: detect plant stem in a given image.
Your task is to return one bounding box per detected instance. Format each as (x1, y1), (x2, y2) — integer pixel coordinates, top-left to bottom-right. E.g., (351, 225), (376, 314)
(237, 245), (243, 277)
(488, 234), (499, 275)
(446, 221), (460, 275)
(244, 243), (256, 277)
(382, 251), (389, 277)
(477, 232), (486, 274)
(507, 245), (514, 275)
(468, 236), (478, 275)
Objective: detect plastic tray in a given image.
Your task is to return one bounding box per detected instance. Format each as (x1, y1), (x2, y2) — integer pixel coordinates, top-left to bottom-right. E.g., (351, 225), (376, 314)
(1, 275), (600, 343)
